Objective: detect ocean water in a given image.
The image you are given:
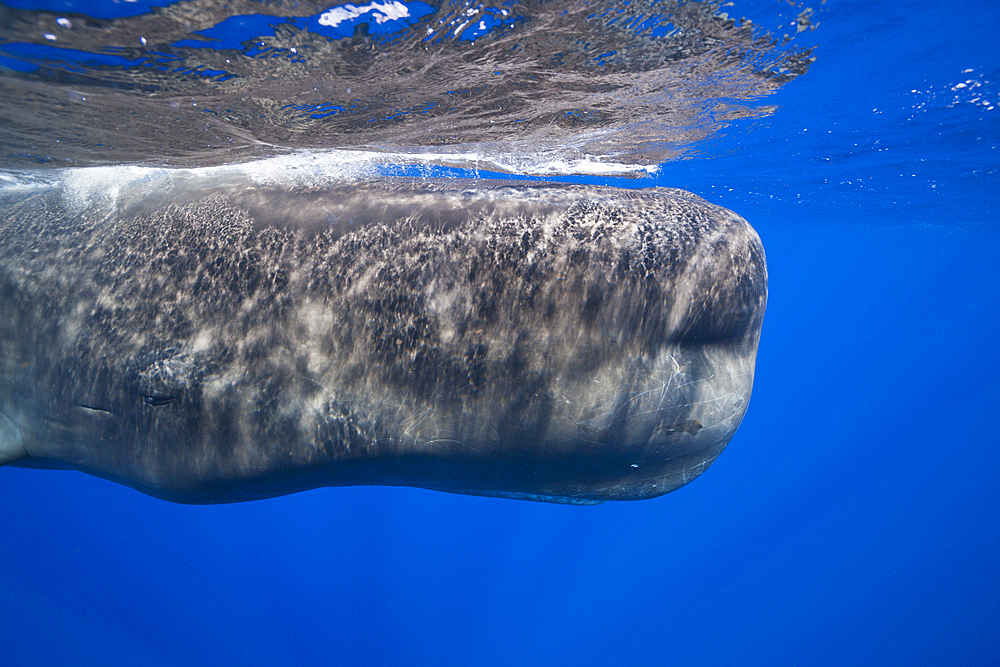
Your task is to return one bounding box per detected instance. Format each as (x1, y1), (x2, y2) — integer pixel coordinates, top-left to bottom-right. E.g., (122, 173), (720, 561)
(1, 0), (998, 665)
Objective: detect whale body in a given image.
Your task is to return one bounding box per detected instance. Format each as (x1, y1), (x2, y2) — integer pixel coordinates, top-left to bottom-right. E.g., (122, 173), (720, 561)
(0, 171), (766, 504)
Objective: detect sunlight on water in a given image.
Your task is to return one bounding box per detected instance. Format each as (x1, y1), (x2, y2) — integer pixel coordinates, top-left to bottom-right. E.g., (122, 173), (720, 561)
(0, 0), (817, 173)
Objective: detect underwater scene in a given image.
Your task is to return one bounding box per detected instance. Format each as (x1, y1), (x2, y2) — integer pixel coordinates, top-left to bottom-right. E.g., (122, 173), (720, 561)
(1, 0), (998, 664)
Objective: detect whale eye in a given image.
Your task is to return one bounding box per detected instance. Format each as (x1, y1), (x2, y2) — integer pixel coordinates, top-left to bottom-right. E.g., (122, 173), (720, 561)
(137, 354), (196, 407)
(139, 392), (177, 407)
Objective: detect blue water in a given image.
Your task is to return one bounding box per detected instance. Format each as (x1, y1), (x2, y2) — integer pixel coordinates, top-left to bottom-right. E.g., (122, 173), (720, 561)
(1, 0), (998, 665)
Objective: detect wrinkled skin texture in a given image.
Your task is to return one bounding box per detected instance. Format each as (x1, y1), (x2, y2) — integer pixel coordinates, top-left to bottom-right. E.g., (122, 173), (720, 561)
(0, 174), (766, 504)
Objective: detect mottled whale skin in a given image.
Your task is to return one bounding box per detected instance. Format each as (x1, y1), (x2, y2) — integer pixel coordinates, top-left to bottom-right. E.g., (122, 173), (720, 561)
(0, 172), (766, 504)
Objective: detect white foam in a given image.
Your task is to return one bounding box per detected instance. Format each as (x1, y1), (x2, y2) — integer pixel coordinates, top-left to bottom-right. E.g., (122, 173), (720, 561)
(0, 147), (658, 210)
(60, 164), (159, 211)
(46, 150), (386, 210)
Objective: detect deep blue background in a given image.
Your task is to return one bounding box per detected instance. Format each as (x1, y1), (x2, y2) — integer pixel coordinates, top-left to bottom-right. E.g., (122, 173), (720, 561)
(2, 0), (999, 665)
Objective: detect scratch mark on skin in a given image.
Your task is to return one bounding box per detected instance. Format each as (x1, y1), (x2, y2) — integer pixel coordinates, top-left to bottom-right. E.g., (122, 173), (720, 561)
(425, 438), (484, 453)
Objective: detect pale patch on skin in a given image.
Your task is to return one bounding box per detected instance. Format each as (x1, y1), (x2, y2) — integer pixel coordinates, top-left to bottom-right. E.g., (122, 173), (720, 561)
(189, 328), (217, 355)
(0, 411), (27, 466)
